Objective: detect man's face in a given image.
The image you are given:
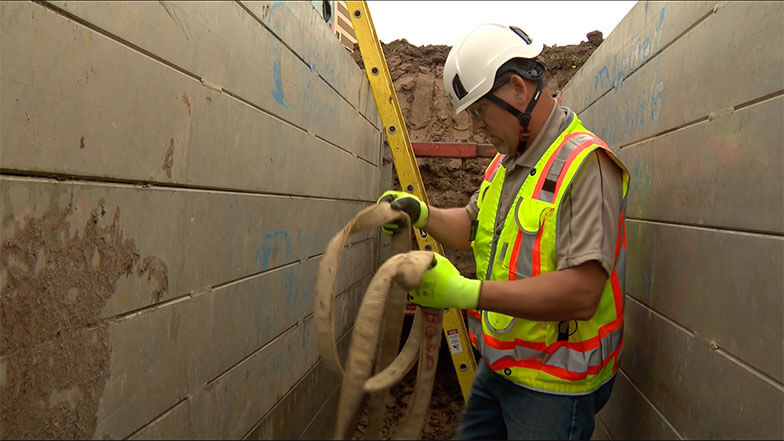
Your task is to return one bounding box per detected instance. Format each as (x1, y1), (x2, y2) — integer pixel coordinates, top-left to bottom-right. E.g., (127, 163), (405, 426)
(466, 83), (523, 155)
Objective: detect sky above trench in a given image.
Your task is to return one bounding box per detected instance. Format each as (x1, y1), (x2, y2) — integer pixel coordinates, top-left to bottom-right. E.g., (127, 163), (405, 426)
(366, 1), (637, 47)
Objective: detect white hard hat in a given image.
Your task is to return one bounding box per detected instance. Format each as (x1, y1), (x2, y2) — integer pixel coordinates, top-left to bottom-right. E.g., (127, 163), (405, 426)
(443, 24), (544, 114)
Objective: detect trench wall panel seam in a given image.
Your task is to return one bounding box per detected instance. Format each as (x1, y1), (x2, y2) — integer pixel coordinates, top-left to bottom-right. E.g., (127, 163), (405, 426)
(40, 0), (365, 132)
(0, 174), (378, 204)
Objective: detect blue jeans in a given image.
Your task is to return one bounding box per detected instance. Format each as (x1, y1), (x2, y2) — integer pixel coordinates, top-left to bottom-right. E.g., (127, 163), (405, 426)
(456, 361), (615, 440)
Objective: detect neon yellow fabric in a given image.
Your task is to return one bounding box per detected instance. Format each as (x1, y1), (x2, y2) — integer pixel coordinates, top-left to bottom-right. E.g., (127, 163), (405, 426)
(470, 114), (630, 395)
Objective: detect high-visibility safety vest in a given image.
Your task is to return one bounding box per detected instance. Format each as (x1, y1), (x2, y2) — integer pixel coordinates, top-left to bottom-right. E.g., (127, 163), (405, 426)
(466, 113), (630, 395)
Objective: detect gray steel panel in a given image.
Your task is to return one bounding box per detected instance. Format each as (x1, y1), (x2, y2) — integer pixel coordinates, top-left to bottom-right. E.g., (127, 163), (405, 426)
(597, 371), (680, 440)
(244, 335), (349, 440)
(8, 1), (379, 169)
(621, 96), (784, 234)
(99, 278), (365, 439)
(238, 1), (365, 110)
(237, 0), (382, 136)
(626, 220), (784, 383)
(2, 212), (371, 439)
(622, 298), (784, 439)
(591, 417), (611, 441)
(562, 1), (718, 113)
(299, 387), (340, 440)
(0, 2), (381, 196)
(119, 317), (319, 439)
(572, 2), (783, 148)
(0, 178), (374, 316)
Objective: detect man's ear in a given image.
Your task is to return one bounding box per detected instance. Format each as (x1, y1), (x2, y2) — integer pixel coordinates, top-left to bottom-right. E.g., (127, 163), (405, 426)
(508, 74), (529, 106)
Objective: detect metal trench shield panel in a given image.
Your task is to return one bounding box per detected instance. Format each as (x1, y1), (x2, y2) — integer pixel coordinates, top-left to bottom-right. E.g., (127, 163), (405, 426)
(0, 178), (375, 439)
(1, 179), (372, 317)
(1, 1), (385, 439)
(565, 1), (783, 150)
(1, 1), (381, 195)
(124, 316), (325, 440)
(244, 333), (348, 440)
(596, 370), (679, 440)
(562, 1), (720, 115)
(49, 0), (381, 162)
(237, 1), (379, 123)
(625, 220), (783, 384)
(621, 298), (784, 440)
(125, 286), (367, 440)
(620, 96), (783, 234)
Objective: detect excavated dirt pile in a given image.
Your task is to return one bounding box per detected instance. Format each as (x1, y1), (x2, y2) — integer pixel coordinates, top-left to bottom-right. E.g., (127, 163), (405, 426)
(352, 32), (603, 440)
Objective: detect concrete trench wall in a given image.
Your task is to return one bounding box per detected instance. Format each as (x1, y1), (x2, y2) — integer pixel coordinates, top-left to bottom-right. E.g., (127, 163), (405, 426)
(561, 1), (783, 439)
(0, 1), (388, 439)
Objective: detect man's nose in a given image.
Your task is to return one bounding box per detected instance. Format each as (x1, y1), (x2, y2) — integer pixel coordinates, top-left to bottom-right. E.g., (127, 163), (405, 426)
(472, 116), (486, 130)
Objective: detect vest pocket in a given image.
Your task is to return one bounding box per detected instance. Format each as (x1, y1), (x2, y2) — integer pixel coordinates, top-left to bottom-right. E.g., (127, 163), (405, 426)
(498, 197), (552, 279)
(514, 197), (552, 234)
(484, 310), (517, 334)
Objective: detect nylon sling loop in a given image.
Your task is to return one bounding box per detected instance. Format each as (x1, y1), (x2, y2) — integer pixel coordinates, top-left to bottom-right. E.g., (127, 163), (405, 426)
(315, 202), (443, 440)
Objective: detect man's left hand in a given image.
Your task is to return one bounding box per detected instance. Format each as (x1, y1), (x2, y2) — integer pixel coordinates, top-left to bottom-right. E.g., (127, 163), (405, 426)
(409, 253), (481, 309)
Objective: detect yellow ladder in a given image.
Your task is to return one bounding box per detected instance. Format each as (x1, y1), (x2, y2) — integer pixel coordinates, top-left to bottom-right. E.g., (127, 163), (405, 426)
(346, 0), (476, 401)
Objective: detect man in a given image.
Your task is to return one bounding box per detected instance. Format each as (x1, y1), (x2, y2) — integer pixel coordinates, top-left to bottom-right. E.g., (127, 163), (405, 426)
(378, 24), (629, 440)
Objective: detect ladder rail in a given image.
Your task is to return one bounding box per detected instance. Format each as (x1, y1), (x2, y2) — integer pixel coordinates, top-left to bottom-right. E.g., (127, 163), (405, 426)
(346, 0), (477, 402)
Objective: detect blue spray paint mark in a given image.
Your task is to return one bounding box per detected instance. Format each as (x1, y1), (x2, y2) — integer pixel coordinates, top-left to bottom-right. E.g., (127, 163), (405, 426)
(255, 230), (293, 271)
(590, 5), (666, 100)
(271, 48), (287, 107)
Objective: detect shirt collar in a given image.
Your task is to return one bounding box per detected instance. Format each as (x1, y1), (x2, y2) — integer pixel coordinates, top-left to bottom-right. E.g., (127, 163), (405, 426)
(501, 103), (567, 171)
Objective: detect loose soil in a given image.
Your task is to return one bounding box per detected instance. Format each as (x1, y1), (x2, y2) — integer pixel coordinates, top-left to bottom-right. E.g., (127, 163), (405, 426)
(352, 31), (602, 439)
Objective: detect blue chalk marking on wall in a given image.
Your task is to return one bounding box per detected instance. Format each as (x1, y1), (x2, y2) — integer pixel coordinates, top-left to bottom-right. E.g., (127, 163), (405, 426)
(255, 230), (293, 271)
(271, 47), (288, 107)
(590, 5), (666, 101)
(268, 1), (292, 34)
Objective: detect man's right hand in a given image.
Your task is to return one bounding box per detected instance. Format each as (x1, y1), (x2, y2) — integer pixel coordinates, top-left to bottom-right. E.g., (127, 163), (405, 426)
(377, 190), (429, 235)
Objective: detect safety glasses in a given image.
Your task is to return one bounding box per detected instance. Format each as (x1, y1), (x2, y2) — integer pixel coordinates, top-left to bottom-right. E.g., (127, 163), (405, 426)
(465, 101), (484, 119)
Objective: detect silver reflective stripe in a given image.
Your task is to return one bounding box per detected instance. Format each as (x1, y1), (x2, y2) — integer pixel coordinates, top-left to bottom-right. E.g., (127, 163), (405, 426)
(482, 341), (545, 364)
(467, 314), (485, 353)
(511, 197), (535, 279)
(535, 134), (594, 202)
(537, 157), (564, 202)
(467, 314), (483, 339)
(482, 310), (518, 334)
(513, 230), (536, 279)
(615, 246), (626, 296)
(543, 326), (623, 372)
(546, 157), (566, 183)
(513, 197), (525, 231)
(482, 325), (623, 375)
(539, 189), (555, 203)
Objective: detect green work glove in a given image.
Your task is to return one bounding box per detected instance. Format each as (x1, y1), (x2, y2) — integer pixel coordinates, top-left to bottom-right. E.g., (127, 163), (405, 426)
(376, 190), (429, 235)
(408, 253), (481, 310)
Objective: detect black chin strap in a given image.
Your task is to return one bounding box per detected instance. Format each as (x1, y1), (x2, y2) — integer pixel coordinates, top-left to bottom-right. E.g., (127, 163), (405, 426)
(485, 78), (544, 153)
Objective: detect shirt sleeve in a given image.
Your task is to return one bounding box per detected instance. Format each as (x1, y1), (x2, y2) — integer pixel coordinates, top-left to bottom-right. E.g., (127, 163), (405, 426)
(465, 188), (480, 220)
(556, 149), (624, 276)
